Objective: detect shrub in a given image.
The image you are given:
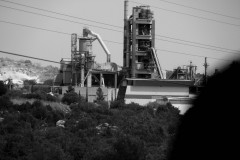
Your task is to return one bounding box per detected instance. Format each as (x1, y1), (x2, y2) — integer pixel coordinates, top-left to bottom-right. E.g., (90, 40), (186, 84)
(6, 90), (24, 98)
(24, 91), (46, 100)
(46, 94), (58, 102)
(43, 79), (54, 86)
(23, 79), (37, 85)
(96, 87), (104, 102)
(24, 90), (57, 102)
(0, 95), (12, 110)
(62, 92), (84, 105)
(110, 99), (125, 109)
(31, 85), (51, 93)
(125, 102), (144, 111)
(0, 81), (7, 96)
(113, 135), (146, 160)
(31, 101), (48, 120)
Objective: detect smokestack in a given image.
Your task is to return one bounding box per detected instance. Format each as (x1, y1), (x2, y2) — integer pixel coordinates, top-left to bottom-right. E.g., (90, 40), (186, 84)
(124, 0), (128, 20)
(123, 0), (129, 68)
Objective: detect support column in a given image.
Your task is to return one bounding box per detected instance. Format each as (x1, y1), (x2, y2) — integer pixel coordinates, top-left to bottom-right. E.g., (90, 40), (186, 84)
(100, 73), (103, 87)
(87, 70), (92, 87)
(131, 8), (136, 78)
(114, 73), (117, 100)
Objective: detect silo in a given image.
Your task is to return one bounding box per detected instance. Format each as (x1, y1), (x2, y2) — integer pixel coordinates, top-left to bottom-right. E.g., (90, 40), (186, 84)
(79, 37), (94, 69)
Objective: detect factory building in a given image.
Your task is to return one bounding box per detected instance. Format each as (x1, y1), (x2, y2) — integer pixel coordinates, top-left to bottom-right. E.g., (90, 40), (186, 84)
(54, 1), (195, 109)
(54, 28), (118, 102)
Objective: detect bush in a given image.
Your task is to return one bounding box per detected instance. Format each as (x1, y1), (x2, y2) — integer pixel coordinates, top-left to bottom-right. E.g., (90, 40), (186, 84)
(0, 95), (12, 110)
(46, 94), (58, 102)
(31, 85), (51, 93)
(96, 87), (104, 102)
(0, 81), (7, 96)
(5, 90), (24, 98)
(0, 86), (182, 160)
(113, 135), (146, 160)
(62, 92), (84, 105)
(23, 79), (37, 85)
(110, 99), (125, 109)
(24, 90), (57, 102)
(43, 79), (54, 86)
(24, 90), (46, 100)
(31, 100), (47, 120)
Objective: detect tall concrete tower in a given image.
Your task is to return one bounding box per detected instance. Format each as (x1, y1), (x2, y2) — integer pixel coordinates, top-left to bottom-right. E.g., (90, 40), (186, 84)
(123, 1), (163, 79)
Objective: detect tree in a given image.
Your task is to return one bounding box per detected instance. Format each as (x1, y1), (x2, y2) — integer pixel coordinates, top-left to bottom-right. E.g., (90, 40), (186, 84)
(24, 60), (32, 64)
(113, 135), (146, 160)
(0, 80), (7, 96)
(96, 87), (104, 102)
(66, 85), (74, 93)
(61, 92), (79, 105)
(24, 79), (37, 85)
(43, 79), (54, 86)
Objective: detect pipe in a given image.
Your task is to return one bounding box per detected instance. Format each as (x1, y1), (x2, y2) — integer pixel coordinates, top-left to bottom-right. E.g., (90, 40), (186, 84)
(150, 47), (164, 79)
(83, 28), (111, 63)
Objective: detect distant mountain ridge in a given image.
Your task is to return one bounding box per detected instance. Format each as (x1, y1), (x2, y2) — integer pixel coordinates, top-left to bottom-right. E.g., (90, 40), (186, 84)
(0, 57), (59, 84)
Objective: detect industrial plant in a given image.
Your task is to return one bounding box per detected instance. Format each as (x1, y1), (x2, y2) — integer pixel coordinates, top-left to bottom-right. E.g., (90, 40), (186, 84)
(53, 0), (197, 109)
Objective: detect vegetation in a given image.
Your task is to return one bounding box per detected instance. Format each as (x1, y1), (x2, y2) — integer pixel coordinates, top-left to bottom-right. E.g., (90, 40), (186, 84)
(0, 89), (181, 160)
(43, 79), (54, 86)
(96, 87), (105, 102)
(61, 86), (85, 105)
(0, 81), (7, 96)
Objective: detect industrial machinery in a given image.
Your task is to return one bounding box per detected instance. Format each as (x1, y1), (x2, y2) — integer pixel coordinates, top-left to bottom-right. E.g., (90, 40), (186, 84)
(54, 28), (118, 87)
(117, 0), (194, 104)
(168, 62), (197, 80)
(54, 1), (195, 105)
(123, 3), (163, 79)
(54, 28), (118, 102)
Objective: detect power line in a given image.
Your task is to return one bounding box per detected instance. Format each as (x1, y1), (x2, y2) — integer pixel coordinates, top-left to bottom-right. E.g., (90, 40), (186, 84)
(0, 4), (122, 33)
(0, 20), (72, 36)
(157, 49), (234, 62)
(156, 0), (240, 20)
(0, 50), (60, 64)
(0, 0), (122, 29)
(155, 34), (240, 53)
(0, 20), (123, 45)
(4, 17), (237, 53)
(0, 49), (176, 71)
(130, 1), (240, 27)
(156, 38), (240, 56)
(0, 3), (238, 53)
(0, 20), (234, 62)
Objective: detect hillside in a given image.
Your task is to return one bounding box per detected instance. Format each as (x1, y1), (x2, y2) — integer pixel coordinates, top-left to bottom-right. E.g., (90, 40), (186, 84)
(0, 57), (59, 84)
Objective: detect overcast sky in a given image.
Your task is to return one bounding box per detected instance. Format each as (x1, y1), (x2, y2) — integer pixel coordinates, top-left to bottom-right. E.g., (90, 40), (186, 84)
(0, 0), (240, 75)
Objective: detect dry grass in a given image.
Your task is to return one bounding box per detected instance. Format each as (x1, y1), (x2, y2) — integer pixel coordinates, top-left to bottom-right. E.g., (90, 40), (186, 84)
(11, 98), (71, 113)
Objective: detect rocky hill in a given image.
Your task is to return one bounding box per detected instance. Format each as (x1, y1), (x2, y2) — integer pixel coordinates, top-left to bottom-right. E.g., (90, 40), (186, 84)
(0, 57), (59, 84)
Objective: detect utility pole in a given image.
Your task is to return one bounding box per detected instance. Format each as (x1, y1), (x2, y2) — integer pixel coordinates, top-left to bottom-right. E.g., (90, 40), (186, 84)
(203, 57), (209, 85)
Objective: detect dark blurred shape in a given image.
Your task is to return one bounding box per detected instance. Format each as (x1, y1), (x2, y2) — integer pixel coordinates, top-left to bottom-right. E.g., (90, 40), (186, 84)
(168, 61), (240, 160)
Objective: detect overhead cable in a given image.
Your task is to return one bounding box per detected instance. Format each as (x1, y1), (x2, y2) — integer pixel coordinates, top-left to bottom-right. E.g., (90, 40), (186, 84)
(0, 50), (60, 64)
(0, 20), (122, 45)
(0, 0), (122, 28)
(130, 1), (240, 27)
(157, 49), (234, 61)
(0, 4), (122, 33)
(156, 0), (240, 20)
(0, 3), (238, 52)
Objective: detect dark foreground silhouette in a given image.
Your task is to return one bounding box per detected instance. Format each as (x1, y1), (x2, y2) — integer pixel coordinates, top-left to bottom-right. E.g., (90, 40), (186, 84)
(168, 61), (240, 160)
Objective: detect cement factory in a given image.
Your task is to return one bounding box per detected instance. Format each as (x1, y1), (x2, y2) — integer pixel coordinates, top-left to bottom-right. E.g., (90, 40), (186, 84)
(53, 0), (196, 109)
